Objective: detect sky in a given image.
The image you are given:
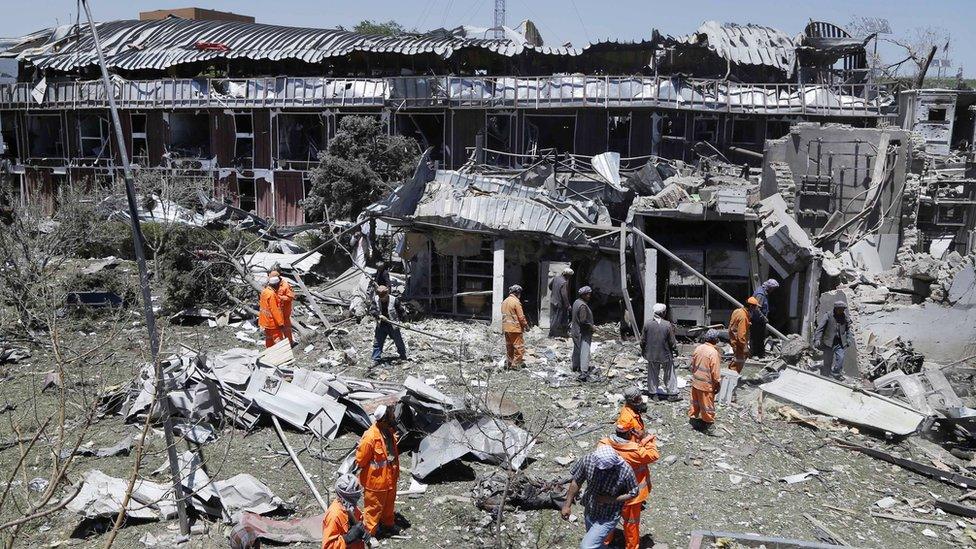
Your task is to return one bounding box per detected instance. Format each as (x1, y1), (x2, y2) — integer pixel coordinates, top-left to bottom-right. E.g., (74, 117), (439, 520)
(0, 0), (971, 77)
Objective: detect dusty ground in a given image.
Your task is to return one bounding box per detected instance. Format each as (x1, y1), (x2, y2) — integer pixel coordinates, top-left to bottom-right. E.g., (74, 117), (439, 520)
(2, 307), (976, 549)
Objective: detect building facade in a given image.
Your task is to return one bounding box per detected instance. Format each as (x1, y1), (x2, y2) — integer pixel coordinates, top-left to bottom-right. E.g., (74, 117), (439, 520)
(0, 14), (886, 224)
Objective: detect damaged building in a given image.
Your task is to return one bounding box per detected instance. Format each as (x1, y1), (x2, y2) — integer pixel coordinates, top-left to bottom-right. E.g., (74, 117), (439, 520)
(0, 11), (888, 225)
(6, 7), (976, 549)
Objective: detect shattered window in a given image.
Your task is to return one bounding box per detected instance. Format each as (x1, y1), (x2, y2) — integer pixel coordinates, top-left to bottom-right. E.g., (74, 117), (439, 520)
(277, 113), (325, 162)
(0, 112), (19, 161)
(167, 112), (211, 158)
(692, 116), (718, 145)
(78, 114), (111, 159)
(731, 118), (759, 145)
(26, 114), (64, 158)
(928, 108), (947, 122)
(237, 177), (256, 213)
(608, 114), (632, 156)
(130, 113), (148, 164)
(234, 112), (254, 168)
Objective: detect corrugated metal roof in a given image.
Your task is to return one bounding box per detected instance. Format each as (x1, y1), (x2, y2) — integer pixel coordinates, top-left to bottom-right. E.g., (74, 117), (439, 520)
(373, 170), (599, 243)
(667, 21), (797, 76)
(8, 18), (641, 72)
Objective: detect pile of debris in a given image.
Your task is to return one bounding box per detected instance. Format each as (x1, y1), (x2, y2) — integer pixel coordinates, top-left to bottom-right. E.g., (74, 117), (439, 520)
(84, 336), (537, 529)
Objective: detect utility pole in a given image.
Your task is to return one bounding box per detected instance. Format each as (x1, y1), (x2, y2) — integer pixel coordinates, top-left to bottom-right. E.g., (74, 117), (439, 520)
(493, 0), (506, 38)
(80, 0), (190, 536)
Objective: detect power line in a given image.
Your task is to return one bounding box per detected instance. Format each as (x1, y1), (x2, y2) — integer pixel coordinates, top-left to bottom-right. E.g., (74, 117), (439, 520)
(441, 0), (456, 28)
(568, 0), (591, 44)
(414, 0), (438, 32)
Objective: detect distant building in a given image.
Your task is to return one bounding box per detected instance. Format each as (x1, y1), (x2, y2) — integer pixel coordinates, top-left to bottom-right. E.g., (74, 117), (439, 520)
(139, 7), (255, 23)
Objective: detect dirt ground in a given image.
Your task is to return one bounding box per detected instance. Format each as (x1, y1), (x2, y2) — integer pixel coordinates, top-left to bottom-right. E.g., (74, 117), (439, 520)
(2, 309), (975, 549)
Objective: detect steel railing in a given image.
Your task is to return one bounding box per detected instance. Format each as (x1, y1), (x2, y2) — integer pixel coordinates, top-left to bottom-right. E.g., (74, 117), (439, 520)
(0, 76), (890, 116)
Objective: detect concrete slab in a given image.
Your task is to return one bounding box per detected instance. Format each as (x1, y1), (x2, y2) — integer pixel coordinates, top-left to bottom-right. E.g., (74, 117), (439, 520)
(760, 367), (926, 436)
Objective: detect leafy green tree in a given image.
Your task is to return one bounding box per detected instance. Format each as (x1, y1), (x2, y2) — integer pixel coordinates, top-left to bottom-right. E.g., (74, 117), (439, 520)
(353, 20), (408, 37)
(304, 116), (420, 221)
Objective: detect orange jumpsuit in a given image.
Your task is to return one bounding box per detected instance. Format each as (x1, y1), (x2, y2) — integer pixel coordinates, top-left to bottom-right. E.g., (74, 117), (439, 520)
(355, 423), (400, 534)
(616, 405), (646, 441)
(600, 435), (660, 549)
(258, 286), (285, 347)
(501, 294), (528, 368)
(277, 278), (295, 344)
(727, 307), (751, 373)
(688, 342), (722, 424)
(321, 499), (366, 549)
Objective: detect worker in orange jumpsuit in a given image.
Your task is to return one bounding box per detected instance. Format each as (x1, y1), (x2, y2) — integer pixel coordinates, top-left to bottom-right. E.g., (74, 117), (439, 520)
(321, 474), (370, 549)
(600, 425), (660, 549)
(727, 297), (758, 373)
(501, 285), (529, 369)
(270, 268), (295, 345)
(258, 277), (285, 347)
(688, 329), (722, 435)
(616, 386), (647, 441)
(354, 403), (400, 537)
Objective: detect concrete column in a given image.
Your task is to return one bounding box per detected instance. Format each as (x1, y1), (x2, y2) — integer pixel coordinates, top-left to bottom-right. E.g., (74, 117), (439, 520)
(491, 238), (505, 332)
(800, 257), (822, 344)
(643, 249), (658, 326)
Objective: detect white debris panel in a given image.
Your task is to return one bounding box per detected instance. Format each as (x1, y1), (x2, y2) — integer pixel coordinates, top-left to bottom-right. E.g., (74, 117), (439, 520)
(760, 367), (927, 436)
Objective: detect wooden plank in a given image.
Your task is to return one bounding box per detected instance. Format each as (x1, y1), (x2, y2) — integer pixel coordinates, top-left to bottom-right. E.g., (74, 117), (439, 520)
(870, 511), (954, 528)
(803, 513), (850, 546)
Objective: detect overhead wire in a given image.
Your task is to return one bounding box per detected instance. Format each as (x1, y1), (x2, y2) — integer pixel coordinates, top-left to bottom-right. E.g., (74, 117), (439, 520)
(413, 0), (438, 32)
(568, 0), (591, 44)
(441, 0), (457, 28)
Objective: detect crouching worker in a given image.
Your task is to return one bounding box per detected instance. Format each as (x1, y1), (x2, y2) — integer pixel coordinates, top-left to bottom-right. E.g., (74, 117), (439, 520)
(560, 445), (639, 549)
(600, 425), (659, 549)
(354, 404), (400, 537)
(322, 474), (370, 549)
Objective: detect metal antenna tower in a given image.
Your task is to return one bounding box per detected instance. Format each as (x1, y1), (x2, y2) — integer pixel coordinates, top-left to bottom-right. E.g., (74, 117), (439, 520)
(493, 0), (505, 38)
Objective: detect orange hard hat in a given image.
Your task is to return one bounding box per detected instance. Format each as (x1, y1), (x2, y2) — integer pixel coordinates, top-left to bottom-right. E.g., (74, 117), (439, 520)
(747, 296), (760, 306)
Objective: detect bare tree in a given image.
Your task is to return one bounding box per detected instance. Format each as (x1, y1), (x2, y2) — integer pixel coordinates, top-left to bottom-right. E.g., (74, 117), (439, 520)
(885, 26), (949, 82)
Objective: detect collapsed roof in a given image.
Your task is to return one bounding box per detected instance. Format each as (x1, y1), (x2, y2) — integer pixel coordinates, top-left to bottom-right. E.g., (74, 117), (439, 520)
(0, 17), (866, 81)
(2, 17), (652, 73)
(369, 158), (605, 244)
(661, 21), (798, 77)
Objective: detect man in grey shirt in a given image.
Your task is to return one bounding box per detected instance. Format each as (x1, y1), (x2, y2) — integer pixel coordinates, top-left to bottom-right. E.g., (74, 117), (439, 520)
(549, 267), (573, 338)
(814, 300), (853, 380)
(641, 302), (679, 401)
(571, 286), (595, 382)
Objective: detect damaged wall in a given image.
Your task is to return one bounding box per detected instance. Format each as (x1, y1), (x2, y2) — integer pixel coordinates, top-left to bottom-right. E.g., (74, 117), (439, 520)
(762, 123), (911, 268)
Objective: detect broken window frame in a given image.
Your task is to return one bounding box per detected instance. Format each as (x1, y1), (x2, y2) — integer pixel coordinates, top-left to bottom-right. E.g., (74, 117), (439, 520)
(607, 112), (632, 157)
(166, 111), (211, 160)
(276, 112), (326, 167)
(730, 117), (759, 146)
(237, 176), (256, 214)
(485, 111), (518, 167)
(234, 111), (254, 169)
(26, 113), (65, 160)
(0, 111), (19, 162)
(394, 111), (445, 164)
(427, 237), (493, 319)
(77, 113), (112, 160)
(928, 107), (948, 123)
(523, 113), (576, 157)
(692, 114), (719, 146)
(130, 112), (149, 165)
